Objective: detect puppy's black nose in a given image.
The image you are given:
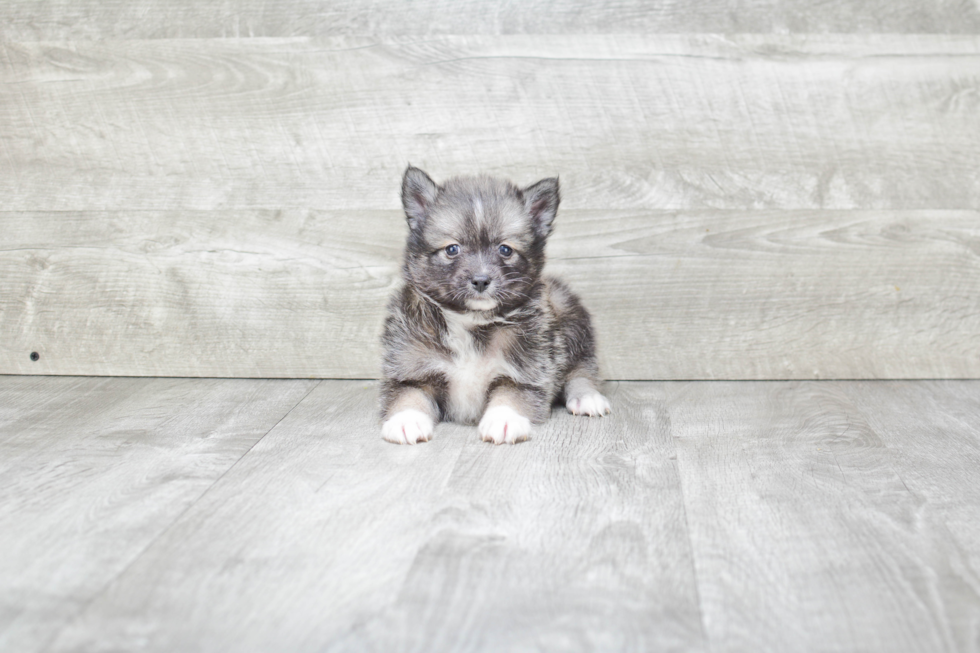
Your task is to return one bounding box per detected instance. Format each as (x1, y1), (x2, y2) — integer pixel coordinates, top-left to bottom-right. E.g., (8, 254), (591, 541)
(471, 275), (490, 293)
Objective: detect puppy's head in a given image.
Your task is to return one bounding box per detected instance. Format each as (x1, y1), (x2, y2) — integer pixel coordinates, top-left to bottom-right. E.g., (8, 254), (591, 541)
(400, 166), (559, 314)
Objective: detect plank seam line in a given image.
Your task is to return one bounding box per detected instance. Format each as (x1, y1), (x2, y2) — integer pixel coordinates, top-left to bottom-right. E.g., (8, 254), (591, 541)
(36, 379), (322, 653)
(668, 430), (713, 652)
(7, 376), (980, 383)
(7, 377), (980, 384)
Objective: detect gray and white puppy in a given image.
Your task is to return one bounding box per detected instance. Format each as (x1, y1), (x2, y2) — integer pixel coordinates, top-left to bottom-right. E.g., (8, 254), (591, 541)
(380, 166), (611, 445)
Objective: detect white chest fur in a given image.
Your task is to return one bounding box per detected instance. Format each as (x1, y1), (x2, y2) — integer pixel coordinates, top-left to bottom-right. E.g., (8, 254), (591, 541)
(440, 311), (514, 424)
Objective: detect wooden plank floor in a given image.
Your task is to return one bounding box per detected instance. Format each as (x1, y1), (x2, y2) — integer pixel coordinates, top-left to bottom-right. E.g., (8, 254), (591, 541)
(2, 377), (978, 652)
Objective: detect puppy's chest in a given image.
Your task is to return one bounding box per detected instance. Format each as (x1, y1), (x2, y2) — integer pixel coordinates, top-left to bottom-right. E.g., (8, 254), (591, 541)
(439, 318), (514, 423)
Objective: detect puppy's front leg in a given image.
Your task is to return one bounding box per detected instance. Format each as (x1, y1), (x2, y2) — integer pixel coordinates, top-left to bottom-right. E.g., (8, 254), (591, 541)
(381, 383), (440, 445)
(478, 379), (546, 445)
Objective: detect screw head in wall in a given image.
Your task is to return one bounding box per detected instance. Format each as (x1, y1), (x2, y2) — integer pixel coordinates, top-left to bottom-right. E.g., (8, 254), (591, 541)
(30, 352), (40, 361)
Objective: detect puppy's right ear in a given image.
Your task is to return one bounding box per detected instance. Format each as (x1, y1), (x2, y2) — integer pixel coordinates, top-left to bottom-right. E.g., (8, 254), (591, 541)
(402, 166), (439, 232)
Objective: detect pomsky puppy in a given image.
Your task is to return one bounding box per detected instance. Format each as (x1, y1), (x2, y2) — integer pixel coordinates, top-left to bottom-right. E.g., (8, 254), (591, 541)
(380, 166), (611, 445)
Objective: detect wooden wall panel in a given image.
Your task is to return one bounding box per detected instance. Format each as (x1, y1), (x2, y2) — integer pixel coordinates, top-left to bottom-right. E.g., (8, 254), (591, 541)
(1, 36), (978, 213)
(3, 0), (979, 40)
(2, 35), (979, 379)
(3, 209), (978, 379)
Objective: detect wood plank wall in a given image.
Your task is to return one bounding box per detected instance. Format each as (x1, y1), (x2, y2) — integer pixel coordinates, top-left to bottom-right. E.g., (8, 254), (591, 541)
(2, 4), (979, 379)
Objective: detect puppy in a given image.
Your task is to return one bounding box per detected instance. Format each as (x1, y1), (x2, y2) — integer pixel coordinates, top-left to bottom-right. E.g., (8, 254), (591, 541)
(380, 166), (610, 445)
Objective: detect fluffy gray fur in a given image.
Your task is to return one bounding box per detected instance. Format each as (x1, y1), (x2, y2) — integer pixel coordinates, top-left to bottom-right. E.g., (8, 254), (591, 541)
(380, 166), (611, 445)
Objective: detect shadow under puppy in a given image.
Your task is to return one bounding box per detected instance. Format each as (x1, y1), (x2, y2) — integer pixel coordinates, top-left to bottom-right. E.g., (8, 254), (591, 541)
(380, 166), (611, 445)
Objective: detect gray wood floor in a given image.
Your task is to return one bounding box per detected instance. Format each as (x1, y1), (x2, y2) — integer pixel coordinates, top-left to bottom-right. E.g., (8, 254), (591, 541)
(2, 376), (978, 652)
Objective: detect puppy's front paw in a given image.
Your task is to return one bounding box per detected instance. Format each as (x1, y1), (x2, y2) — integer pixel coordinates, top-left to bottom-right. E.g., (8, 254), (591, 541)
(478, 406), (531, 445)
(381, 409), (434, 445)
(566, 392), (611, 417)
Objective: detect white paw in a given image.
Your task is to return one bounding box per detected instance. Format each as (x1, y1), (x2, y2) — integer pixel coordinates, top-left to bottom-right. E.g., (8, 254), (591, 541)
(566, 392), (611, 417)
(478, 406), (532, 445)
(381, 409), (434, 445)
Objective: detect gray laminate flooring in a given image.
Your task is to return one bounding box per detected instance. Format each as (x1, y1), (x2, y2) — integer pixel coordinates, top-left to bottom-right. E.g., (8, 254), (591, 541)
(2, 376), (978, 652)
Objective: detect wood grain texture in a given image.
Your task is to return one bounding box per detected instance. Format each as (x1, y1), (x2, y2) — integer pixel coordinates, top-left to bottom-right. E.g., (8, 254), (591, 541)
(2, 209), (978, 379)
(2, 36), (979, 213)
(3, 0), (979, 40)
(0, 209), (399, 378)
(41, 380), (706, 653)
(6, 378), (980, 651)
(670, 381), (980, 652)
(0, 376), (318, 653)
(846, 380), (980, 653)
(3, 35), (980, 379)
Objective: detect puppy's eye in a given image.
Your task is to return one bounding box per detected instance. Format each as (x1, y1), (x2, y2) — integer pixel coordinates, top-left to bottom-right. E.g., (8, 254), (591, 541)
(498, 244), (513, 257)
(445, 244), (460, 257)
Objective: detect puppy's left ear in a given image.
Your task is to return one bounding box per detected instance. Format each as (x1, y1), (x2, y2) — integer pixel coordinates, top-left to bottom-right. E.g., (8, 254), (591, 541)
(523, 177), (560, 239)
